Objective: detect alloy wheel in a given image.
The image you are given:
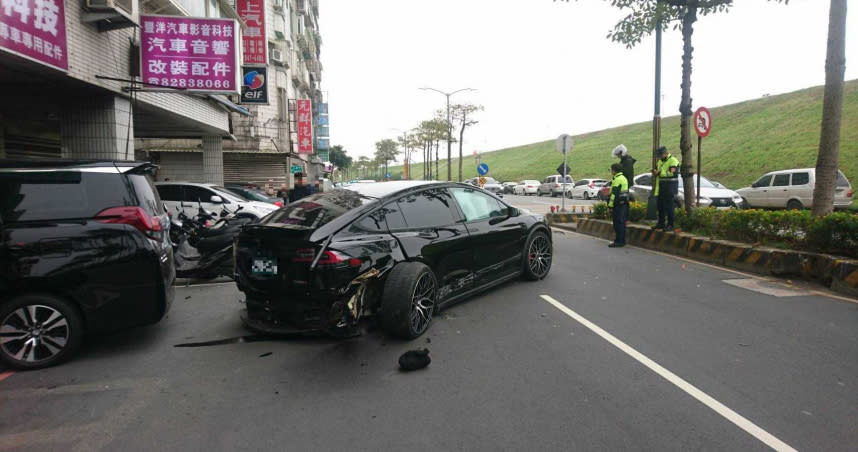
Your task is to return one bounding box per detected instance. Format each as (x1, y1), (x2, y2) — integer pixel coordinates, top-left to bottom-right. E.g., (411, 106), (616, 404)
(528, 235), (552, 278)
(410, 273), (436, 335)
(0, 305), (70, 364)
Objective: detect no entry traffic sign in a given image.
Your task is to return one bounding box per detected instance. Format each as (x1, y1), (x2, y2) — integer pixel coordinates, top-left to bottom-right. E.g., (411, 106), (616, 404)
(694, 107), (712, 138)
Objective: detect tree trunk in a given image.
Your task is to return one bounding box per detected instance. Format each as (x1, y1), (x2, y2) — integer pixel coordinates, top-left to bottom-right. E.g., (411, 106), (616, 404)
(435, 141), (439, 180)
(458, 117), (466, 182)
(812, 0), (847, 217)
(447, 139), (452, 182)
(678, 5), (697, 211)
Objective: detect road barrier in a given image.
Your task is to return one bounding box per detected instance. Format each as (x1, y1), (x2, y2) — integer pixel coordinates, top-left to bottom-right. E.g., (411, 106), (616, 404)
(572, 219), (858, 299)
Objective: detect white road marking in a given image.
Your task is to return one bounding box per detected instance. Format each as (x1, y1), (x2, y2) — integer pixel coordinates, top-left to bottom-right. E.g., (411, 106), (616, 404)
(539, 294), (797, 452)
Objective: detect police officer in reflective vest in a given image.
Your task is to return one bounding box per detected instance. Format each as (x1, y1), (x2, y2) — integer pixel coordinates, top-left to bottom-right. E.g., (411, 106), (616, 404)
(652, 146), (680, 231)
(608, 163), (630, 248)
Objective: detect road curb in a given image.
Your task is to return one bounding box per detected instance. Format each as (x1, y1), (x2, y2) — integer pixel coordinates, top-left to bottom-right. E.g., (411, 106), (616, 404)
(545, 213), (591, 224)
(576, 218), (858, 299)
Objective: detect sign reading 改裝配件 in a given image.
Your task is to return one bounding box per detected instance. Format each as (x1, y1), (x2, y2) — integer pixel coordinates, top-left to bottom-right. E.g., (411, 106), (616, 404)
(140, 15), (240, 94)
(0, 0), (68, 71)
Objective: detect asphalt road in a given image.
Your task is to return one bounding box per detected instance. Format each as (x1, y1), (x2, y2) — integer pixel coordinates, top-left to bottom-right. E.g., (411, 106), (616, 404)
(1, 230), (857, 451)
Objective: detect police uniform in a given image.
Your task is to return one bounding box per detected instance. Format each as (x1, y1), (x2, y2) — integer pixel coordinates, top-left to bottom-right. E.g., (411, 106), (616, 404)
(654, 151), (680, 230)
(609, 171), (630, 247)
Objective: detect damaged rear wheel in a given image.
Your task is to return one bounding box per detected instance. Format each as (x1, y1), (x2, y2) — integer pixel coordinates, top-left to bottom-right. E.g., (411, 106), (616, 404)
(379, 262), (436, 339)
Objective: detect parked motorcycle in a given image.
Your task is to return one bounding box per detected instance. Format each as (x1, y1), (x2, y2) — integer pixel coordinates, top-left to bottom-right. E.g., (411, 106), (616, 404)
(169, 202), (253, 279)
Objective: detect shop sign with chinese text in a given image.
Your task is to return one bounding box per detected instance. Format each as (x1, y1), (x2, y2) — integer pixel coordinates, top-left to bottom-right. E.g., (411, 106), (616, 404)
(297, 99), (313, 154)
(140, 15), (240, 94)
(0, 0), (68, 71)
(236, 0), (265, 65)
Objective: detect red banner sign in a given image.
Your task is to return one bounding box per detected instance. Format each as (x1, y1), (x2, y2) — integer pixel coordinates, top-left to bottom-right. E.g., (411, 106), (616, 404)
(297, 99), (313, 154)
(0, 0), (68, 71)
(237, 0), (266, 65)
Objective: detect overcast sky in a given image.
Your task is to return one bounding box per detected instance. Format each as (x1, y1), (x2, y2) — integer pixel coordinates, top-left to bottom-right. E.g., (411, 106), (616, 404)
(319, 0), (857, 161)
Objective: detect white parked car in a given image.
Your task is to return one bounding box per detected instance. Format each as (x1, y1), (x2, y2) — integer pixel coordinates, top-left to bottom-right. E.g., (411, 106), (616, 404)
(629, 174), (744, 209)
(735, 168), (853, 210)
(570, 178), (609, 200)
(513, 180), (540, 196)
(155, 182), (280, 220)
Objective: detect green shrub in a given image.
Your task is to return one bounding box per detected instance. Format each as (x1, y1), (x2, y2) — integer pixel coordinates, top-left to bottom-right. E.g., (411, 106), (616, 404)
(806, 211), (858, 255)
(629, 201), (647, 222)
(592, 202), (609, 219)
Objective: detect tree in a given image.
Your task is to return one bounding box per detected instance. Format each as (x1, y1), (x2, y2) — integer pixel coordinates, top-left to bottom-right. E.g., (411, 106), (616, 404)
(374, 138), (399, 179)
(451, 103), (484, 182)
(329, 145), (352, 171)
(557, 0), (787, 210)
(812, 0), (846, 217)
(356, 155), (371, 179)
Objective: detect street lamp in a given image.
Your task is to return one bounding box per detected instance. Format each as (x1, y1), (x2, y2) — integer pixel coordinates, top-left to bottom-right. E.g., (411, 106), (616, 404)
(419, 87), (476, 181)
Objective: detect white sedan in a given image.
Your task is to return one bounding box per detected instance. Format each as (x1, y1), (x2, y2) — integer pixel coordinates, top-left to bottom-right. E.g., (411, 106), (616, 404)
(513, 180), (540, 196)
(629, 174), (744, 208)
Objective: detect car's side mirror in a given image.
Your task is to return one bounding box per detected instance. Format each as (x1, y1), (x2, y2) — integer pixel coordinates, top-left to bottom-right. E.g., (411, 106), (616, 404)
(210, 195), (224, 204)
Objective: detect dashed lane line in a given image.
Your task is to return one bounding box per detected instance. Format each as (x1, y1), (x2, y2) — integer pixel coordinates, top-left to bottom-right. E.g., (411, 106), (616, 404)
(540, 294), (797, 452)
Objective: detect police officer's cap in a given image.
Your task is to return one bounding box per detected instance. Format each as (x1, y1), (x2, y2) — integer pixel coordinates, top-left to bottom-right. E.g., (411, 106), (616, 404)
(656, 146), (668, 155)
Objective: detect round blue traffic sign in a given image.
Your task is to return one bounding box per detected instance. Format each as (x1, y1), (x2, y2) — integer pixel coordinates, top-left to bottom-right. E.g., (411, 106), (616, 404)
(477, 163), (489, 176)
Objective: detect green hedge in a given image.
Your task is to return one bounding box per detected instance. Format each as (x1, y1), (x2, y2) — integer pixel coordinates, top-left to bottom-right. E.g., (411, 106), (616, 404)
(676, 208), (858, 257)
(590, 203), (858, 257)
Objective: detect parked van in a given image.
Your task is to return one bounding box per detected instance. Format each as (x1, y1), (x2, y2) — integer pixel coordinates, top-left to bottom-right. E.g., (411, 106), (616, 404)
(736, 168), (853, 210)
(537, 175), (574, 197)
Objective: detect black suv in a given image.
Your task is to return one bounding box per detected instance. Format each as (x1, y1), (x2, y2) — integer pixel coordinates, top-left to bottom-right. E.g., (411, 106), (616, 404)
(0, 160), (175, 369)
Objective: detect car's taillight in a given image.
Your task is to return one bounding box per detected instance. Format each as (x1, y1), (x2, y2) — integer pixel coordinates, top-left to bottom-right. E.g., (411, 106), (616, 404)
(293, 248), (360, 267)
(847, 189), (853, 198)
(274, 201), (283, 207)
(96, 206), (163, 239)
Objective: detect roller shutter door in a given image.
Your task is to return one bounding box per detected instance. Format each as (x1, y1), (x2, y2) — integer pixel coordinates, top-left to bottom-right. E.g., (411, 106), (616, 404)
(223, 153), (288, 185)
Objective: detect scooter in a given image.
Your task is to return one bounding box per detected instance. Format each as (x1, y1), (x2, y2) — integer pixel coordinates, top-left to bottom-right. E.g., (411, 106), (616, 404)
(170, 202), (253, 279)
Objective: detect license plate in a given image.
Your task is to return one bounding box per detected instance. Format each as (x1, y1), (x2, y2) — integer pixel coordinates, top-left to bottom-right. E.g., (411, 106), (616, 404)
(252, 257), (278, 275)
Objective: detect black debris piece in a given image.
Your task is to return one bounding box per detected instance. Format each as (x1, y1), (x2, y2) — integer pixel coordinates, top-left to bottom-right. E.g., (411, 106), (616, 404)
(184, 296), (191, 300)
(398, 348), (431, 371)
(259, 352), (272, 357)
(426, 337), (432, 344)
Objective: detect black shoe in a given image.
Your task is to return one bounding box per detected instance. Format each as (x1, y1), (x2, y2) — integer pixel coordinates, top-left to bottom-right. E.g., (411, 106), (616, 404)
(665, 226), (675, 232)
(651, 225), (664, 230)
(608, 243), (625, 248)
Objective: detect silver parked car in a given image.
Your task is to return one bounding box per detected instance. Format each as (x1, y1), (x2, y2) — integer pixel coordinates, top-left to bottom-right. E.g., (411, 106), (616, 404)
(630, 174), (744, 209)
(537, 175), (574, 197)
(465, 176), (504, 196)
(736, 168), (853, 210)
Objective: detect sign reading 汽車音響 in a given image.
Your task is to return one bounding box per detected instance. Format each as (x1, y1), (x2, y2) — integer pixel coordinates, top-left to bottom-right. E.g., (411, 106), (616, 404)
(237, 0), (266, 65)
(140, 15), (240, 94)
(0, 0), (68, 71)
(297, 99), (313, 154)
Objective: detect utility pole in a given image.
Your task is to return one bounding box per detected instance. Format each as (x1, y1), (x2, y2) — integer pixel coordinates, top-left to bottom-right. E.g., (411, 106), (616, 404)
(420, 87), (476, 181)
(648, 0), (663, 220)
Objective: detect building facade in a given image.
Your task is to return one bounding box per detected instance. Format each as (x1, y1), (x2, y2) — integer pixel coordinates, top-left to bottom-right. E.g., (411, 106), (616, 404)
(136, 0), (327, 188)
(1, 0), (326, 188)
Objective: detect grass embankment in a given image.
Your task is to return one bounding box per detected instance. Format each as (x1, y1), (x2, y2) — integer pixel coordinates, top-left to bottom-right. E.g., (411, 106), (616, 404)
(391, 80), (858, 197)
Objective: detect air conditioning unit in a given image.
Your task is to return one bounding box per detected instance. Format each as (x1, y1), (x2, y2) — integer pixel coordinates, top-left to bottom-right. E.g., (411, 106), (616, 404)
(273, 0), (283, 10)
(84, 0), (138, 30)
(271, 49), (284, 64)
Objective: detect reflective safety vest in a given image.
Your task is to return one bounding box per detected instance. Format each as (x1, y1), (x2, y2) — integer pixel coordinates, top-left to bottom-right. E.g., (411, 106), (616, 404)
(608, 172), (629, 208)
(654, 153), (680, 196)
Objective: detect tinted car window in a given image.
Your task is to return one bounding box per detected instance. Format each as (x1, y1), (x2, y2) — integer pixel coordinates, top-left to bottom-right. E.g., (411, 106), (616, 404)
(156, 185), (182, 201)
(396, 188), (457, 228)
(836, 170), (850, 187)
(450, 187), (504, 222)
(184, 186), (216, 203)
(636, 174), (653, 186)
(773, 174), (790, 186)
(128, 174), (164, 216)
(261, 190), (374, 230)
(0, 170), (134, 222)
(791, 172), (809, 185)
(351, 202), (406, 233)
(753, 175), (772, 188)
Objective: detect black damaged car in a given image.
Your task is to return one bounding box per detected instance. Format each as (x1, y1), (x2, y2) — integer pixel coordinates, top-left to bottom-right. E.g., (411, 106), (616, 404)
(235, 181), (552, 339)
